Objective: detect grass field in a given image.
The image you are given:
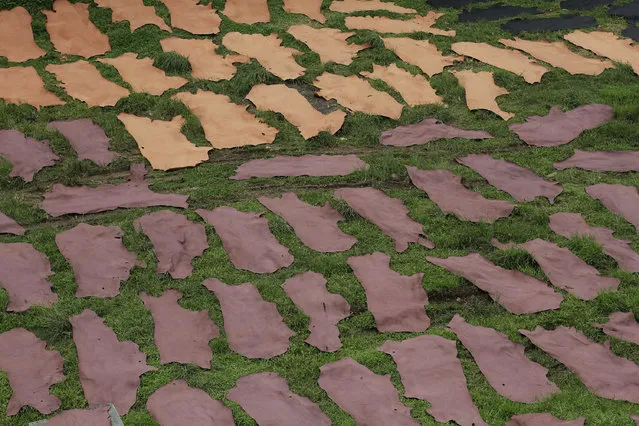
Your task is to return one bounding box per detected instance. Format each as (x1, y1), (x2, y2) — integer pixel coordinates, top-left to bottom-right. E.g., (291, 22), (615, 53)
(1, 0), (639, 424)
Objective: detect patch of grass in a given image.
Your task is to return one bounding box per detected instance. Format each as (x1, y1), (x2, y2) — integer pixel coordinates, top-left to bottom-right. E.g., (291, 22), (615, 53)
(153, 52), (192, 75)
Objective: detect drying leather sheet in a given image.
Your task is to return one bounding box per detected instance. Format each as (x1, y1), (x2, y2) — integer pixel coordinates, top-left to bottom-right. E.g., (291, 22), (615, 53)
(549, 212), (639, 273)
(118, 113), (211, 170)
(0, 7), (45, 62)
(147, 380), (234, 425)
(41, 164), (189, 217)
(380, 118), (492, 146)
(0, 130), (59, 182)
(406, 166), (515, 223)
(141, 290), (219, 368)
(258, 192), (356, 252)
(457, 154), (562, 202)
(282, 272), (350, 352)
(336, 187), (434, 251)
(173, 90), (278, 149)
(453, 70), (514, 120)
(383, 37), (462, 76)
(232, 154), (367, 179)
(196, 206), (294, 274)
(0, 67), (63, 109)
(246, 84), (346, 139)
(509, 104), (614, 147)
(44, 0), (110, 57)
(427, 253), (563, 314)
(48, 119), (117, 165)
(314, 73), (403, 119)
(55, 223), (137, 298)
(203, 278), (294, 358)
(0, 329), (64, 416)
(362, 63), (443, 106)
(451, 41), (547, 83)
(348, 252), (430, 332)
(133, 210), (208, 279)
(0, 243), (57, 312)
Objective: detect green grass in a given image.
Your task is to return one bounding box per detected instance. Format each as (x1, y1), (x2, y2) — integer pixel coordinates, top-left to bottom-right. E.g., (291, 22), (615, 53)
(1, 0), (639, 425)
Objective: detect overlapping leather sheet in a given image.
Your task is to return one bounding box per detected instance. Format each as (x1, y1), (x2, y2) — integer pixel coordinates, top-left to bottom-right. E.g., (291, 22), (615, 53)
(147, 380), (234, 425)
(314, 73), (403, 119)
(554, 150), (639, 172)
(222, 32), (303, 79)
(95, 0), (171, 31)
(283, 0), (325, 22)
(134, 210), (208, 279)
(336, 187), (434, 251)
(448, 315), (558, 403)
(348, 252), (429, 332)
(203, 279), (294, 358)
(44, 0), (110, 57)
(561, 0), (610, 9)
(48, 119), (117, 165)
(500, 38), (614, 76)
(41, 164), (189, 217)
(117, 113), (211, 170)
(228, 372), (331, 425)
(451, 42), (547, 83)
(509, 104), (614, 147)
(258, 192), (356, 252)
(379, 335), (487, 426)
(458, 5), (538, 22)
(160, 37), (250, 81)
(0, 7), (45, 62)
(503, 15), (596, 36)
(0, 243), (57, 312)
(521, 326), (639, 403)
(587, 184), (639, 232)
(231, 154), (367, 179)
(0, 130), (59, 182)
(506, 413), (585, 426)
(407, 167), (515, 223)
(453, 70), (514, 120)
(282, 272), (350, 352)
(380, 118), (492, 146)
(98, 53), (188, 95)
(223, 0), (270, 24)
(318, 358), (418, 426)
(362, 64), (443, 106)
(564, 31), (639, 75)
(161, 0), (221, 34)
(70, 309), (155, 414)
(246, 84), (346, 139)
(457, 154), (562, 202)
(549, 212), (639, 273)
(427, 253), (563, 314)
(287, 25), (365, 65)
(46, 61), (129, 107)
(383, 37), (462, 76)
(0, 213), (24, 235)
(330, 0), (417, 13)
(56, 223), (137, 298)
(197, 206), (294, 273)
(610, 1), (639, 19)
(515, 238), (620, 300)
(0, 67), (63, 109)
(594, 312), (639, 345)
(172, 90), (278, 148)
(141, 290), (219, 368)
(345, 12), (456, 37)
(0, 329), (64, 415)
